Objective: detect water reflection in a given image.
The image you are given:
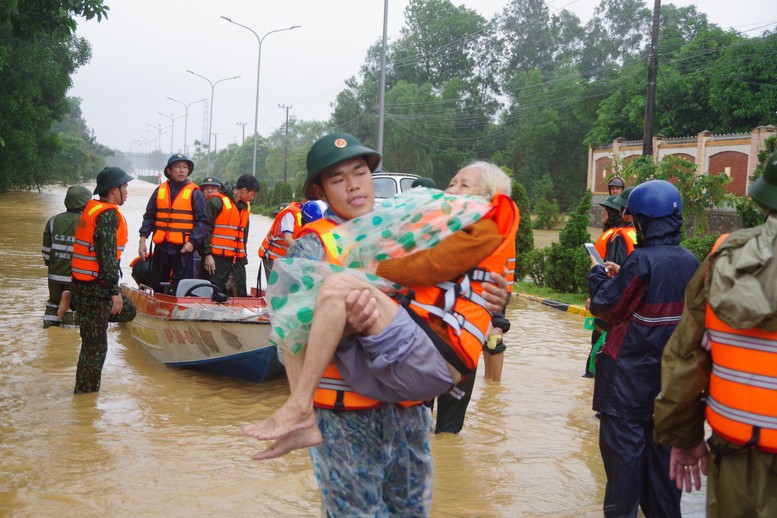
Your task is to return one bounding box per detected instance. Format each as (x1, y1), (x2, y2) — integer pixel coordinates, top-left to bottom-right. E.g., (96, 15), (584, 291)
(0, 184), (705, 516)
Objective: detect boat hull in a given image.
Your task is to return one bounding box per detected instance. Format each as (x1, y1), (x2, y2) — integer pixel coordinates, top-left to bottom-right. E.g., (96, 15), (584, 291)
(122, 284), (283, 382)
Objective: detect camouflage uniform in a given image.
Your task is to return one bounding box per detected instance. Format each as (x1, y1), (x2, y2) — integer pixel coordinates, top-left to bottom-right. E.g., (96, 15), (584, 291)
(72, 209), (136, 393)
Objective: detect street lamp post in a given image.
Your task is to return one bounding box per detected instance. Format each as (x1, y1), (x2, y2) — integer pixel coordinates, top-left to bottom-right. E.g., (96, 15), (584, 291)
(145, 123), (162, 150)
(157, 112), (185, 154)
(186, 70), (240, 174)
(166, 97), (207, 155)
(221, 16), (301, 177)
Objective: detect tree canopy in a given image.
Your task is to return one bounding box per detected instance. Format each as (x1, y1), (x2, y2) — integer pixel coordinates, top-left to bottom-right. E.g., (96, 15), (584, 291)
(4, 0), (776, 210)
(0, 0), (109, 191)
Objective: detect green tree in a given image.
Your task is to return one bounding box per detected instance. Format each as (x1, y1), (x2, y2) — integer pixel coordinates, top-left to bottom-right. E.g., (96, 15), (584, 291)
(511, 180), (534, 281)
(579, 0), (650, 79)
(736, 136), (777, 228)
(0, 33), (92, 191)
(49, 97), (111, 184)
(0, 0), (107, 191)
(2, 0), (108, 39)
(544, 190), (592, 293)
(624, 155), (733, 235)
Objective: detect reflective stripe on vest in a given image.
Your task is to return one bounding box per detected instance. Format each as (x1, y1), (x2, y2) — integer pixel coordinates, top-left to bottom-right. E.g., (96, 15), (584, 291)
(152, 181), (199, 245)
(705, 233), (777, 453)
(210, 193), (248, 258)
(71, 199), (128, 281)
(405, 193), (520, 373)
(299, 218), (418, 411)
(258, 203), (302, 260)
(595, 228), (616, 258)
(43, 213), (81, 282)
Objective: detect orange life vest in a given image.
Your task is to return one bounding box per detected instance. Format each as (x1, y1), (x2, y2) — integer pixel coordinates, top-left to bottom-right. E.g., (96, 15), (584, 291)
(705, 233), (777, 453)
(594, 229), (616, 258)
(402, 193), (519, 374)
(210, 193), (249, 259)
(300, 217), (420, 411)
(299, 193), (519, 408)
(71, 199), (128, 281)
(258, 202), (302, 260)
(152, 181), (199, 245)
(608, 226), (637, 255)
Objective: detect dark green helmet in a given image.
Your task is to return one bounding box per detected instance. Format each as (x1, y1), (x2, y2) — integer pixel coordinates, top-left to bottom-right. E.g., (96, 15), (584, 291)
(411, 177), (437, 189)
(199, 176), (222, 188)
(749, 151), (777, 212)
(612, 185), (635, 208)
(304, 133), (380, 199)
(94, 167), (133, 195)
(164, 153), (194, 178)
(599, 195), (621, 210)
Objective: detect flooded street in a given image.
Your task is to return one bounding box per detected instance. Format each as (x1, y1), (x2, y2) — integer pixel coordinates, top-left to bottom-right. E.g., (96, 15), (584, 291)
(0, 182), (704, 516)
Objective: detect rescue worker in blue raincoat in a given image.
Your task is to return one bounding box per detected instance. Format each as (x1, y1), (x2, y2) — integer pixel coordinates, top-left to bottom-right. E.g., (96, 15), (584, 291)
(137, 154), (209, 294)
(587, 180), (699, 517)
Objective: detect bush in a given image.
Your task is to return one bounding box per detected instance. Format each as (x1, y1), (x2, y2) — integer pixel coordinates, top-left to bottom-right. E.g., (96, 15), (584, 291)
(533, 197), (561, 229)
(545, 243), (591, 293)
(542, 190), (592, 294)
(681, 234), (720, 262)
(512, 181), (534, 282)
(524, 247), (548, 287)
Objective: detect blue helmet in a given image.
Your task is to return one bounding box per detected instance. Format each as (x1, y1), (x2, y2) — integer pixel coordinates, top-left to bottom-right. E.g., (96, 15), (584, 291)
(625, 180), (682, 217)
(301, 200), (328, 224)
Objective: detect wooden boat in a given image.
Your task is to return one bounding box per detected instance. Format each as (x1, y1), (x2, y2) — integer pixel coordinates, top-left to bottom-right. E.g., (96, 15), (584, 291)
(121, 283), (283, 383)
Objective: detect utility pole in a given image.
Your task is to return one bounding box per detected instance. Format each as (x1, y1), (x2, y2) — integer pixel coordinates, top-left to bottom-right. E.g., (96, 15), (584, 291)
(236, 121), (248, 143)
(279, 104), (292, 183)
(376, 0), (389, 163)
(642, 0), (661, 157)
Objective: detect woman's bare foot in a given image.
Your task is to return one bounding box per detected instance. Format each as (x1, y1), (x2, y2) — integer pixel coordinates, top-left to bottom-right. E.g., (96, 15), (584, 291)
(57, 290), (71, 320)
(249, 424), (323, 461)
(242, 399), (315, 441)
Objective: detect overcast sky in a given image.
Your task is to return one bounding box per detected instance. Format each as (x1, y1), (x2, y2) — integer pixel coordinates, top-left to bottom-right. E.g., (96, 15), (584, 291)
(69, 0), (776, 153)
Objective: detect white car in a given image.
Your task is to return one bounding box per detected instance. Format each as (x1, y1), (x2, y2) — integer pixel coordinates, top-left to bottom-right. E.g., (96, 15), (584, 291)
(372, 172), (421, 200)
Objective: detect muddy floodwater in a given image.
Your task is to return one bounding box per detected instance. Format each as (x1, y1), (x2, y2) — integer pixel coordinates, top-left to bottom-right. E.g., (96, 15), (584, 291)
(0, 183), (705, 516)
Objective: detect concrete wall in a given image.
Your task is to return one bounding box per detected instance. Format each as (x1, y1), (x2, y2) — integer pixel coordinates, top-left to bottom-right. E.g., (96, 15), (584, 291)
(587, 125), (776, 233)
(587, 125), (777, 196)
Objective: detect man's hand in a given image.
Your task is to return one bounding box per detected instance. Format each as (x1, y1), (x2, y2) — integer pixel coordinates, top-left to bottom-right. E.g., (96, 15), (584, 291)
(110, 294), (123, 315)
(180, 242), (194, 254)
(344, 288), (378, 335)
(203, 255), (216, 275)
(669, 442), (708, 493)
(483, 271), (509, 312)
(603, 261), (619, 278)
(138, 237), (147, 261)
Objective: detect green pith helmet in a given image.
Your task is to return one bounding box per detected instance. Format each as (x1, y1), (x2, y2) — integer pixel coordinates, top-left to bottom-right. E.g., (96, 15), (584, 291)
(613, 185), (635, 208)
(94, 167), (133, 195)
(199, 176), (222, 188)
(411, 177), (437, 189)
(164, 153), (194, 179)
(599, 195), (621, 210)
(304, 133), (381, 199)
(749, 151), (777, 212)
